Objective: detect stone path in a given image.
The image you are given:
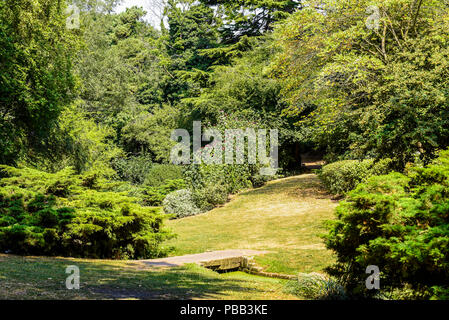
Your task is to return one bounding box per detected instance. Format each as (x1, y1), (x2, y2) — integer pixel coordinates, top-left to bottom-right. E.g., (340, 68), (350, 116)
(142, 249), (268, 267)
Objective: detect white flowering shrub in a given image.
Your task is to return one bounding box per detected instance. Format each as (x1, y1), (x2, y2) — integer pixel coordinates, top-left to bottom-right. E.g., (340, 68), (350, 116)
(162, 189), (201, 219)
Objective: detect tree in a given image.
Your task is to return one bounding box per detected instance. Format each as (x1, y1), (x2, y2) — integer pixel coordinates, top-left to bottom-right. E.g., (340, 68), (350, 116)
(271, 0), (449, 167)
(0, 0), (80, 164)
(200, 0), (302, 43)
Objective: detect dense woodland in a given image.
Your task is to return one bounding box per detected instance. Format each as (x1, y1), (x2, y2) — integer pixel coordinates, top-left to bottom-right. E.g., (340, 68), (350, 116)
(1, 0), (449, 299)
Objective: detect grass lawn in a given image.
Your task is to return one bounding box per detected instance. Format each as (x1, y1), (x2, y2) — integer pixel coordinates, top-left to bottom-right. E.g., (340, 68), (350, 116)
(164, 174), (339, 275)
(0, 254), (298, 300)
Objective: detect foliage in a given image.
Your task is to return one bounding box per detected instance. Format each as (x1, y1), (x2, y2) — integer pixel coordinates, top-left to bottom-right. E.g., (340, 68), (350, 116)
(200, 0), (301, 43)
(111, 154), (153, 185)
(0, 193), (75, 256)
(37, 102), (124, 175)
(0, 0), (80, 164)
(192, 183), (229, 212)
(144, 164), (184, 188)
(162, 189), (201, 219)
(143, 179), (186, 206)
(0, 165), (173, 259)
(285, 273), (347, 300)
(186, 39), (305, 170)
(318, 158), (393, 195)
(324, 149), (449, 299)
(272, 0), (449, 167)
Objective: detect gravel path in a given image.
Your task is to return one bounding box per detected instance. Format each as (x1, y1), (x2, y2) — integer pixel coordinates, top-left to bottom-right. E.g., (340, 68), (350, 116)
(142, 249), (268, 267)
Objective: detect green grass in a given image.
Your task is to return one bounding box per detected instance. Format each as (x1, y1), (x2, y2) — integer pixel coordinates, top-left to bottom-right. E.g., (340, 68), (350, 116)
(164, 174), (338, 275)
(0, 254), (298, 300)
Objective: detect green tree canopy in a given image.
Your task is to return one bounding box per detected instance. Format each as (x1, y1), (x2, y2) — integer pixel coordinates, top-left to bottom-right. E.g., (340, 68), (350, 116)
(0, 0), (80, 164)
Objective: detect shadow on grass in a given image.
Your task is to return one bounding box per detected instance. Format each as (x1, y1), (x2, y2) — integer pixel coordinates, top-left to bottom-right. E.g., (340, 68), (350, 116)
(0, 254), (265, 300)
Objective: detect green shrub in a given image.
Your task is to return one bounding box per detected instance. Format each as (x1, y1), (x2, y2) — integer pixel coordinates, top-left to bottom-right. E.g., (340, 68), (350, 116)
(285, 273), (347, 300)
(192, 183), (229, 212)
(324, 150), (449, 299)
(143, 179), (186, 206)
(184, 163), (256, 194)
(144, 164), (184, 187)
(111, 154), (153, 185)
(250, 174), (270, 188)
(318, 158), (392, 195)
(162, 189), (201, 219)
(0, 165), (173, 259)
(183, 163), (257, 212)
(0, 193), (75, 256)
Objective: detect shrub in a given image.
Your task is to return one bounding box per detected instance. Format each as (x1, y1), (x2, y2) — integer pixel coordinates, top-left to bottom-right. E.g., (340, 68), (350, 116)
(0, 165), (173, 259)
(318, 158), (392, 195)
(324, 150), (449, 299)
(144, 164), (184, 187)
(285, 273), (347, 300)
(162, 189), (201, 219)
(192, 183), (229, 212)
(0, 193), (75, 256)
(183, 163), (256, 212)
(111, 154), (153, 185)
(143, 179), (186, 206)
(184, 163), (255, 194)
(250, 174), (270, 188)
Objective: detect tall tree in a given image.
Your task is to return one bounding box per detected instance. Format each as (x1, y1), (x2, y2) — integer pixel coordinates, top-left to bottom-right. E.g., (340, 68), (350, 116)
(200, 0), (302, 43)
(0, 0), (79, 164)
(272, 0), (449, 167)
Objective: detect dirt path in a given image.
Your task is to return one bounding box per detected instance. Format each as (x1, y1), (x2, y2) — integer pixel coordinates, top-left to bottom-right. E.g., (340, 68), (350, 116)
(142, 249), (268, 267)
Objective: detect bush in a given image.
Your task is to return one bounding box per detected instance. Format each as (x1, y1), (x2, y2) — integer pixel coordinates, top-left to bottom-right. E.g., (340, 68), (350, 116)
(183, 163), (257, 212)
(0, 165), (173, 259)
(324, 150), (449, 299)
(144, 164), (184, 187)
(143, 179), (186, 206)
(111, 154), (153, 185)
(184, 163), (256, 194)
(192, 183), (229, 212)
(162, 189), (201, 219)
(285, 273), (347, 300)
(318, 158), (392, 195)
(250, 174), (270, 188)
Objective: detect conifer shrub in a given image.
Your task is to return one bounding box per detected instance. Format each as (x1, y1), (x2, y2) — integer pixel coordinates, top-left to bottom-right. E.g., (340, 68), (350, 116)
(324, 150), (449, 299)
(0, 165), (173, 259)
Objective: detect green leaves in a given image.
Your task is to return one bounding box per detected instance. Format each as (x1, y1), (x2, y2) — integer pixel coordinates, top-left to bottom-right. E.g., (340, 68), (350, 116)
(0, 165), (174, 259)
(0, 0), (80, 164)
(325, 149), (449, 299)
(271, 0), (449, 166)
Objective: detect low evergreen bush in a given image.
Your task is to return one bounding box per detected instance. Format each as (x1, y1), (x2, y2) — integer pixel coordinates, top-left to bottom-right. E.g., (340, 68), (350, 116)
(0, 165), (173, 259)
(324, 150), (449, 299)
